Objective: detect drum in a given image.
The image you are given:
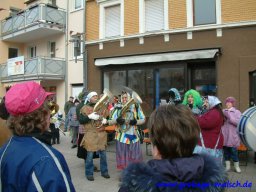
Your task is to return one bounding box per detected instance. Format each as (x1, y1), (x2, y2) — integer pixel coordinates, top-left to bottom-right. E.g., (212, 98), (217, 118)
(237, 106), (256, 151)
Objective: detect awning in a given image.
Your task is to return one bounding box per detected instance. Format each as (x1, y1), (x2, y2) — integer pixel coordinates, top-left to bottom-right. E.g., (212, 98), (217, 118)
(95, 48), (220, 66)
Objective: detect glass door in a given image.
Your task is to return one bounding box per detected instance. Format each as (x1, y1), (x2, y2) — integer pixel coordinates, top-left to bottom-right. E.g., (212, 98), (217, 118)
(156, 66), (185, 107)
(189, 62), (216, 96)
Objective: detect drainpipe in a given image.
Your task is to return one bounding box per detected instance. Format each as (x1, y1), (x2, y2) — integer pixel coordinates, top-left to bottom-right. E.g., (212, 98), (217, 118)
(65, 0), (69, 102)
(83, 0), (87, 90)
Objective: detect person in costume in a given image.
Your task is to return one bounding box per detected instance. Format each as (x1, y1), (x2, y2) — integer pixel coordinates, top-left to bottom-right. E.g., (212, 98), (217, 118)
(78, 91), (110, 181)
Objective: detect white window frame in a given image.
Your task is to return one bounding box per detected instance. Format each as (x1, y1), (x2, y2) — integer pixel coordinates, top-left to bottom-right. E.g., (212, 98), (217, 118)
(72, 41), (83, 60)
(186, 0), (221, 27)
(139, 0), (169, 33)
(28, 46), (37, 58)
(99, 0), (124, 39)
(71, 0), (84, 11)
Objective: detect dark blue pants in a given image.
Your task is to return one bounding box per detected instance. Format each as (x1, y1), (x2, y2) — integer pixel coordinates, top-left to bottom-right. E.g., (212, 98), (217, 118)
(223, 146), (239, 162)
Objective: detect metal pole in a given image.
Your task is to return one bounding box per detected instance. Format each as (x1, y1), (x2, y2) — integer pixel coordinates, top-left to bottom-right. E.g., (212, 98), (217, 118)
(65, 0), (69, 102)
(83, 0), (87, 90)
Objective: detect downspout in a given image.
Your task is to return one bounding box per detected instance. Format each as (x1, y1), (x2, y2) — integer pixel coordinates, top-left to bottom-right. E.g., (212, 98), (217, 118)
(83, 0), (87, 89)
(65, 0), (69, 102)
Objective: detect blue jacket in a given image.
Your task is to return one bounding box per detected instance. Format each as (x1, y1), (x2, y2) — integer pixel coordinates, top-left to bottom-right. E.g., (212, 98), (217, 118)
(119, 154), (227, 192)
(0, 136), (75, 192)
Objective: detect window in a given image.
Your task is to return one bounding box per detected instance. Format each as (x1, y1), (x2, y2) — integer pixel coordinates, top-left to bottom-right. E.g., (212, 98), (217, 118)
(190, 63), (216, 96)
(73, 0), (83, 10)
(145, 0), (164, 31)
(104, 71), (126, 95)
(48, 42), (56, 58)
(105, 5), (120, 37)
(193, 0), (216, 25)
(8, 48), (18, 59)
(28, 46), (37, 58)
(158, 67), (185, 105)
(73, 41), (83, 59)
(139, 0), (168, 33)
(72, 84), (84, 99)
(128, 69), (154, 117)
(99, 0), (124, 39)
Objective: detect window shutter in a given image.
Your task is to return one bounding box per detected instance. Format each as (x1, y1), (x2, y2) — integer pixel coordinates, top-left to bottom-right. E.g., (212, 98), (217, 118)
(105, 4), (120, 38)
(145, 0), (164, 32)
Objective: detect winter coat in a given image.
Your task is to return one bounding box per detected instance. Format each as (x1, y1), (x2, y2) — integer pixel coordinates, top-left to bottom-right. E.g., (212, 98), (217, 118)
(0, 119), (11, 147)
(64, 101), (74, 115)
(222, 107), (241, 147)
(68, 106), (80, 127)
(196, 108), (224, 149)
(78, 102), (107, 152)
(0, 134), (75, 192)
(119, 154), (227, 192)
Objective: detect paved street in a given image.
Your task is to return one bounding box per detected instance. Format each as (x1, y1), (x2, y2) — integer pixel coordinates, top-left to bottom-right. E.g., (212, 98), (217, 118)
(54, 133), (256, 192)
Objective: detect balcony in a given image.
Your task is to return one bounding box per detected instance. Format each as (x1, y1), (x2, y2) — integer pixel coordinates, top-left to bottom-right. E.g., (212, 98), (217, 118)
(1, 3), (66, 42)
(0, 57), (65, 83)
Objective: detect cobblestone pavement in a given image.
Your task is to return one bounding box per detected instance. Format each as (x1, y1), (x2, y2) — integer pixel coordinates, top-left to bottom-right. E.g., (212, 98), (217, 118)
(54, 133), (256, 192)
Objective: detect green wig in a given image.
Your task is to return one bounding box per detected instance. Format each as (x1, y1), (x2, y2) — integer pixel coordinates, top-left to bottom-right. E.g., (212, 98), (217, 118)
(182, 89), (203, 108)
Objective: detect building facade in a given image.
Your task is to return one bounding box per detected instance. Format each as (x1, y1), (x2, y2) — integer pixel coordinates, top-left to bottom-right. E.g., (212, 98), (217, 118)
(85, 0), (256, 116)
(0, 0), (86, 112)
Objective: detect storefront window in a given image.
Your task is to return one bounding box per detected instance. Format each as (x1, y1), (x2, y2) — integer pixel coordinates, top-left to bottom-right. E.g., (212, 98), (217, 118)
(158, 67), (185, 105)
(128, 69), (154, 117)
(191, 67), (216, 96)
(103, 62), (215, 116)
(104, 70), (126, 96)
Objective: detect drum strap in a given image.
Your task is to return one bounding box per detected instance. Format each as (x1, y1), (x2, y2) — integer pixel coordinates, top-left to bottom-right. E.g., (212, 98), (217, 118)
(0, 136), (13, 191)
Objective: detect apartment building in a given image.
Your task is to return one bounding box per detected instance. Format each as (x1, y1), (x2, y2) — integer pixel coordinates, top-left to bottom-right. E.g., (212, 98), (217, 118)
(0, 0), (86, 112)
(85, 0), (256, 116)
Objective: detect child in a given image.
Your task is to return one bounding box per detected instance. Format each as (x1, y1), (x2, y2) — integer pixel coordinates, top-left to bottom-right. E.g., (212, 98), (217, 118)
(119, 105), (227, 191)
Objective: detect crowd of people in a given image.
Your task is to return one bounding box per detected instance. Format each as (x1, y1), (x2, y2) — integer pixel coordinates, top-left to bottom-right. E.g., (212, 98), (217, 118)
(0, 81), (255, 191)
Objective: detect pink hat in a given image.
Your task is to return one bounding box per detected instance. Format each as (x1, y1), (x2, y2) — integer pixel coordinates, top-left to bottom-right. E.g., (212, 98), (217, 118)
(225, 97), (236, 106)
(5, 81), (54, 116)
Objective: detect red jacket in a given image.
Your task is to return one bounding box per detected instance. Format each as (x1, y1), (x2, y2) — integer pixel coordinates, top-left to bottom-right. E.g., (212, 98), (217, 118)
(196, 108), (224, 149)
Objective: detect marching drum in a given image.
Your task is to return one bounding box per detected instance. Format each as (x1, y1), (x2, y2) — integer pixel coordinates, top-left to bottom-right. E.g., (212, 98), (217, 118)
(237, 106), (256, 151)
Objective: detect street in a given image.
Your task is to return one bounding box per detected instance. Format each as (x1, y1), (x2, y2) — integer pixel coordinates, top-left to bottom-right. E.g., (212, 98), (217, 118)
(54, 133), (256, 192)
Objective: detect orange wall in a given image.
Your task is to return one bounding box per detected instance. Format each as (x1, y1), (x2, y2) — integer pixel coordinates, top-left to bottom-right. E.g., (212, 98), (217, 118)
(86, 1), (99, 41)
(169, 0), (187, 29)
(222, 0), (256, 23)
(86, 0), (256, 41)
(124, 0), (139, 35)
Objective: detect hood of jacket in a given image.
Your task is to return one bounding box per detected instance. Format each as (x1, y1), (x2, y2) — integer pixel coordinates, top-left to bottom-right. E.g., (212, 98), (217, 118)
(119, 154), (227, 192)
(168, 88), (181, 102)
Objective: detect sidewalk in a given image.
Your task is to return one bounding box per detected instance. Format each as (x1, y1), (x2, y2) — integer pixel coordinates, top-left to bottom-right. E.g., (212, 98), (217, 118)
(54, 133), (256, 192)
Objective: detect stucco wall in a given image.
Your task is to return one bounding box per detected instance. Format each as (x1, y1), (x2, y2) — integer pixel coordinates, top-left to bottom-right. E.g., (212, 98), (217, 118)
(86, 26), (256, 112)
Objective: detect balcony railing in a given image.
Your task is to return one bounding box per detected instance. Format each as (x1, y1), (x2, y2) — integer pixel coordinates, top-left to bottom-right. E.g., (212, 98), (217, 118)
(1, 3), (66, 37)
(0, 57), (65, 82)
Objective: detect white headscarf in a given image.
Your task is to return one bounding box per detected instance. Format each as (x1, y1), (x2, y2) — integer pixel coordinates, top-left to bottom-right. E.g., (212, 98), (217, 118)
(207, 96), (221, 109)
(84, 91), (97, 104)
(121, 92), (131, 104)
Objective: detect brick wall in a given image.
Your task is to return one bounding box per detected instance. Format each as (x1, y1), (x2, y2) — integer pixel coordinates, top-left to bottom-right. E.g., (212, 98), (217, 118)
(85, 0), (256, 41)
(124, 0), (139, 35)
(169, 0), (187, 29)
(222, 0), (256, 23)
(86, 1), (99, 41)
